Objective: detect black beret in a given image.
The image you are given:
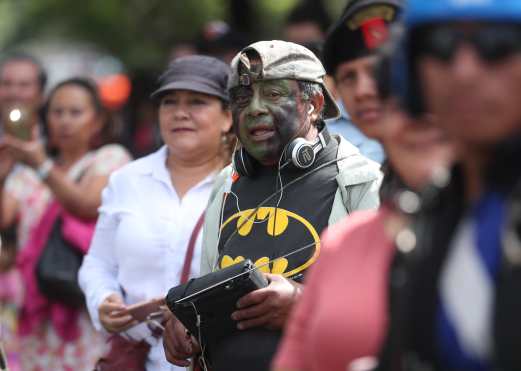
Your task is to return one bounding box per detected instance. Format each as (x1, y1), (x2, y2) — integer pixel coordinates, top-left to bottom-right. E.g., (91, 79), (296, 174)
(323, 0), (403, 75)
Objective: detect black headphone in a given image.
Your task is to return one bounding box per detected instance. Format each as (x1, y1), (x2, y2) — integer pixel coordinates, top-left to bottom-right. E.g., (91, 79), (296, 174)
(233, 126), (331, 177)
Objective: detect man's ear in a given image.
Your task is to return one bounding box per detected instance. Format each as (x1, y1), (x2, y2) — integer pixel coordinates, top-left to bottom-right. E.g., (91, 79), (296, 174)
(309, 92), (325, 123)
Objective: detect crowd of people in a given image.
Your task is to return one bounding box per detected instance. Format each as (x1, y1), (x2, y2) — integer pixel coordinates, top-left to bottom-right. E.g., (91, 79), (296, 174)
(0, 0), (520, 370)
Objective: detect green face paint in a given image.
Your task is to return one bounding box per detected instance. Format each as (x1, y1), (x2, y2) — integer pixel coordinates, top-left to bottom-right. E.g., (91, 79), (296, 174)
(231, 79), (310, 166)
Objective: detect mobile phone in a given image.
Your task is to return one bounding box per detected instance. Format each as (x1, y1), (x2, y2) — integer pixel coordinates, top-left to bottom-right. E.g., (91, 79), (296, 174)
(3, 106), (33, 141)
(126, 298), (165, 322)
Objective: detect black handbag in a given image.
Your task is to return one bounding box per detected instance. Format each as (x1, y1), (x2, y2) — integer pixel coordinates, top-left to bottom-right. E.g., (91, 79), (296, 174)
(35, 217), (85, 308)
(166, 259), (268, 345)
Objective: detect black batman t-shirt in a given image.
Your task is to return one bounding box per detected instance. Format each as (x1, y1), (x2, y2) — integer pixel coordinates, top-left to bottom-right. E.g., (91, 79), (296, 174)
(210, 138), (340, 371)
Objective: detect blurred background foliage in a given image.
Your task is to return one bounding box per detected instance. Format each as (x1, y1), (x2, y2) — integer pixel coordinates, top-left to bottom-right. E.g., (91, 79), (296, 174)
(0, 0), (345, 70)
(0, 0), (351, 157)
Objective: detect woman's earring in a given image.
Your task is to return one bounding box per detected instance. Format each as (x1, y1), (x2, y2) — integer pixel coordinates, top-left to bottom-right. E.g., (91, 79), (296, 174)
(221, 132), (229, 145)
(308, 104), (315, 115)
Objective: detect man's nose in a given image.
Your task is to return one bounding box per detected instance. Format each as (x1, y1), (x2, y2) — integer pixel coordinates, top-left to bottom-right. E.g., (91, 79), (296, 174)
(246, 92), (269, 117)
(449, 44), (484, 82)
(59, 112), (74, 125)
(355, 71), (377, 100)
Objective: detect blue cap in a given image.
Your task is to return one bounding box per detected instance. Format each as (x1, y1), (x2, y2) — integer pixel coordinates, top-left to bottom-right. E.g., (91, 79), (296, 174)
(405, 0), (521, 28)
(390, 0), (521, 116)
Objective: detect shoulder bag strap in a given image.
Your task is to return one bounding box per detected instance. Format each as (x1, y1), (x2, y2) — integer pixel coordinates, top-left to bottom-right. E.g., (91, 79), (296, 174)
(180, 213), (205, 284)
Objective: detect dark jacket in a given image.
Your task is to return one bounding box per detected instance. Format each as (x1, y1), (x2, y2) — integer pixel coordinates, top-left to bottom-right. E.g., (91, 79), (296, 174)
(377, 136), (521, 371)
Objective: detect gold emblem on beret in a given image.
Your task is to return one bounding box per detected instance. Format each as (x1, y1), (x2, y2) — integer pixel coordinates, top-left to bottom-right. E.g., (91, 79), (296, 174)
(346, 5), (395, 30)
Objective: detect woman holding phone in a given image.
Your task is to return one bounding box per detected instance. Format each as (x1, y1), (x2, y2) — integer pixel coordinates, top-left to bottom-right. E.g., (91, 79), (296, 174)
(78, 55), (233, 371)
(0, 77), (131, 371)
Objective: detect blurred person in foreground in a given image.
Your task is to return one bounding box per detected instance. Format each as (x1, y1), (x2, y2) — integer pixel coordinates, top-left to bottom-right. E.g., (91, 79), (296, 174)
(272, 97), (453, 370)
(322, 0), (405, 164)
(376, 0), (521, 370)
(273, 30), (453, 369)
(79, 55), (233, 371)
(163, 40), (382, 371)
(0, 77), (131, 370)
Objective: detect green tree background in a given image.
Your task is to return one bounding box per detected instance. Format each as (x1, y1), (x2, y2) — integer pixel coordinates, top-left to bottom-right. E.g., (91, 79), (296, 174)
(0, 0), (346, 70)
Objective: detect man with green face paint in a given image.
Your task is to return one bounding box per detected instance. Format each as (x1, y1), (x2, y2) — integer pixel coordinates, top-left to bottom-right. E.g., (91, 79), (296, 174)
(163, 40), (382, 371)
(233, 78), (313, 166)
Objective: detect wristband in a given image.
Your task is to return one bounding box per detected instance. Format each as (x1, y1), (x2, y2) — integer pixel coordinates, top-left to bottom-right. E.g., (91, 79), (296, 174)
(36, 159), (54, 180)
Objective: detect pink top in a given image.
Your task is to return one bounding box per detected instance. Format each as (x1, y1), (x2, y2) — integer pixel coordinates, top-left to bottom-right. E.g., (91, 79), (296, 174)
(273, 208), (395, 371)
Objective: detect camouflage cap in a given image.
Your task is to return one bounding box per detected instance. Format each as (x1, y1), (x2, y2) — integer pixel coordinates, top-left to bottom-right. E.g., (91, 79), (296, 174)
(228, 40), (340, 120)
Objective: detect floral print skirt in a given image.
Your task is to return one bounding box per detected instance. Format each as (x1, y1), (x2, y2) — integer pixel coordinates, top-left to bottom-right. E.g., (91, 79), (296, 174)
(19, 311), (106, 371)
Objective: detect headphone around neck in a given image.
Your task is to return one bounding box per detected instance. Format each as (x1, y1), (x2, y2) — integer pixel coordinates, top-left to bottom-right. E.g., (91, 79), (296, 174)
(233, 126), (331, 177)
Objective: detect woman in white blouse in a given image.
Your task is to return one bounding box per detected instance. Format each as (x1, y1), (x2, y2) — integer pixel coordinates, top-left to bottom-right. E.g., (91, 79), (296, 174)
(79, 55), (233, 371)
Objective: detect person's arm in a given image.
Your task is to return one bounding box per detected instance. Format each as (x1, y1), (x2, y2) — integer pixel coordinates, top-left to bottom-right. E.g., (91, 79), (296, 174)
(78, 176), (132, 332)
(39, 166), (110, 219)
(0, 187), (19, 229)
(200, 167), (232, 275)
(3, 135), (131, 219)
(336, 137), (383, 213)
(200, 211), (218, 275)
(0, 145), (19, 229)
(349, 175), (383, 212)
(0, 180), (19, 229)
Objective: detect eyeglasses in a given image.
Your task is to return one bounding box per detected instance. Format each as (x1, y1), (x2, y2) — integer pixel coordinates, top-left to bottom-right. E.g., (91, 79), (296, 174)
(415, 24), (521, 63)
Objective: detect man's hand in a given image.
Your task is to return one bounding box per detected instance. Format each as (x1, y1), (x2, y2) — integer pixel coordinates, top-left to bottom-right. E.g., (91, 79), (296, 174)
(231, 273), (302, 330)
(98, 293), (136, 333)
(163, 311), (201, 367)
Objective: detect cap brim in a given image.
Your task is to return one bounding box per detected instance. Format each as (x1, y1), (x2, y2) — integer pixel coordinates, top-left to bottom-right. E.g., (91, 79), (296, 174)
(150, 80), (229, 101)
(322, 85), (340, 120)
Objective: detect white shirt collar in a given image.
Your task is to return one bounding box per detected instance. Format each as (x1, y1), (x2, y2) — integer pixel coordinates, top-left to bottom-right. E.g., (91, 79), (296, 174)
(135, 145), (218, 191)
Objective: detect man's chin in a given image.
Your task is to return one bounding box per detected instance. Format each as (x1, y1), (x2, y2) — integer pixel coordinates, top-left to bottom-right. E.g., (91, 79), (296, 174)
(256, 157), (280, 167)
(357, 121), (384, 140)
(246, 149), (281, 167)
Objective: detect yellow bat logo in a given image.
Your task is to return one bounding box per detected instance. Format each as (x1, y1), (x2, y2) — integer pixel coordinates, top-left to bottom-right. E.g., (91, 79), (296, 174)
(220, 207), (321, 277)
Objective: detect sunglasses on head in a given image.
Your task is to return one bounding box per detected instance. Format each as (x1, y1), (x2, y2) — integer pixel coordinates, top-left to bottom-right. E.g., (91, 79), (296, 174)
(415, 23), (521, 63)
